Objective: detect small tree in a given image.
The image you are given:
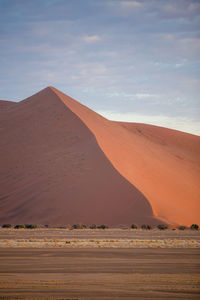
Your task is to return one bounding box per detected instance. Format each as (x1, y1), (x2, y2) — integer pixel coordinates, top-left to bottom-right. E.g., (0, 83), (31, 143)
(80, 224), (87, 229)
(190, 224), (199, 230)
(157, 224), (168, 230)
(2, 224), (12, 228)
(71, 223), (87, 229)
(178, 225), (186, 230)
(97, 224), (108, 229)
(89, 224), (97, 229)
(141, 224), (152, 230)
(25, 224), (37, 229)
(131, 224), (138, 229)
(14, 224), (25, 229)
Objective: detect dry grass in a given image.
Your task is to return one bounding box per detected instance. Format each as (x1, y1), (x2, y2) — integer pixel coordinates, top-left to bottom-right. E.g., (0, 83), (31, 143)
(0, 228), (199, 249)
(0, 238), (199, 248)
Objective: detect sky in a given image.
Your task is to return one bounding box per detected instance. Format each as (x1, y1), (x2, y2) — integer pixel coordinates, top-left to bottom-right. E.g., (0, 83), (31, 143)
(0, 0), (200, 135)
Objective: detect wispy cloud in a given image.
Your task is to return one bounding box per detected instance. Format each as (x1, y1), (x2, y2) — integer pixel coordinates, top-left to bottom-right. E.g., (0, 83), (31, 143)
(106, 92), (159, 100)
(135, 93), (158, 99)
(120, 1), (143, 8)
(82, 35), (101, 43)
(161, 1), (200, 18)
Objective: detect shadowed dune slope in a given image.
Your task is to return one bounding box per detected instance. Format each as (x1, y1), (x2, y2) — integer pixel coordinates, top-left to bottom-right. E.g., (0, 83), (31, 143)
(0, 100), (16, 110)
(52, 87), (200, 226)
(0, 87), (159, 226)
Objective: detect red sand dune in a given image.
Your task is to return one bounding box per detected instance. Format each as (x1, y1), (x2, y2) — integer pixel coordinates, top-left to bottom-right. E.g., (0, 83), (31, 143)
(0, 87), (199, 226)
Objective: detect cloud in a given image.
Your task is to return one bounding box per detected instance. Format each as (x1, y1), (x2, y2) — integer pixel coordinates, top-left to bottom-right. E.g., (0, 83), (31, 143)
(120, 1), (142, 8)
(135, 93), (158, 99)
(108, 0), (144, 16)
(106, 92), (159, 100)
(188, 2), (200, 13)
(82, 35), (101, 43)
(159, 1), (200, 19)
(97, 111), (200, 136)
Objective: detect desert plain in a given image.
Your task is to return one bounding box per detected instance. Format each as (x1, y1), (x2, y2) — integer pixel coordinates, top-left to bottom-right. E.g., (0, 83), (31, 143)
(0, 227), (200, 299)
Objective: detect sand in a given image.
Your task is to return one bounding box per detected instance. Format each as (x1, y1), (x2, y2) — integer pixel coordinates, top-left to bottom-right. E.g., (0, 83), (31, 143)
(0, 86), (199, 225)
(0, 248), (199, 299)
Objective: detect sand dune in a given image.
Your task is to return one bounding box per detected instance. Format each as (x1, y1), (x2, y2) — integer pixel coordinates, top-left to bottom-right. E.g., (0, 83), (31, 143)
(0, 100), (16, 110)
(0, 87), (199, 225)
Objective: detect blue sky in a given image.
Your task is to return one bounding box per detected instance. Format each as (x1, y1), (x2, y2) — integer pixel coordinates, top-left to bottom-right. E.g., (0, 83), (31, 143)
(0, 0), (200, 135)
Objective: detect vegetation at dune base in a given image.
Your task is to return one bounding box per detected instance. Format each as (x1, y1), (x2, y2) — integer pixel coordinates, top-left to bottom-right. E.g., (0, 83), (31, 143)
(190, 224), (199, 230)
(131, 224), (138, 229)
(14, 224), (26, 229)
(141, 224), (152, 230)
(178, 225), (187, 230)
(25, 224), (37, 229)
(71, 224), (87, 229)
(2, 223), (199, 231)
(89, 224), (97, 229)
(157, 224), (168, 230)
(2, 224), (12, 228)
(97, 224), (109, 229)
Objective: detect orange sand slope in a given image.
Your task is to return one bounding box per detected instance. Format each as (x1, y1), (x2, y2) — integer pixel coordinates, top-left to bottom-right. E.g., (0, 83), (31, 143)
(0, 87), (199, 226)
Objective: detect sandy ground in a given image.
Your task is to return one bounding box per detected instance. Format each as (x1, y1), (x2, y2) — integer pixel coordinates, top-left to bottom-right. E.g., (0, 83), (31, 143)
(1, 228), (200, 240)
(0, 229), (199, 299)
(0, 248), (199, 299)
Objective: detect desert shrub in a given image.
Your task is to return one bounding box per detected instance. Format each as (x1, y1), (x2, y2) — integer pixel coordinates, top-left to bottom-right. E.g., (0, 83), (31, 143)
(89, 224), (97, 229)
(80, 224), (87, 229)
(157, 224), (168, 230)
(131, 224), (138, 229)
(71, 224), (87, 229)
(97, 224), (108, 229)
(25, 224), (37, 229)
(141, 224), (152, 230)
(178, 225), (186, 230)
(2, 224), (12, 228)
(71, 224), (79, 229)
(14, 224), (25, 229)
(190, 224), (199, 230)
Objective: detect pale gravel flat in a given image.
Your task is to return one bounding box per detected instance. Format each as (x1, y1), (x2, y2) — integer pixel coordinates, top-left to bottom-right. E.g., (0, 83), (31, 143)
(0, 238), (200, 248)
